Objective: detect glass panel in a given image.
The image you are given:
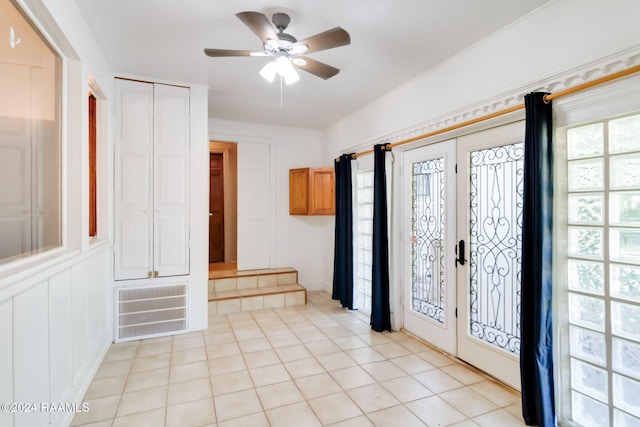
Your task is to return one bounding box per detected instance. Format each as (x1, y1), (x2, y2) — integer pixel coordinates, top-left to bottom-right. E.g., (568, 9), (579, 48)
(614, 374), (640, 418)
(468, 143), (523, 355)
(364, 172), (373, 187)
(572, 391), (610, 427)
(613, 338), (640, 380)
(568, 123), (604, 159)
(569, 293), (605, 331)
(614, 409), (640, 427)
(355, 171), (374, 314)
(568, 260), (604, 295)
(571, 358), (609, 402)
(610, 114), (640, 154)
(360, 219), (373, 232)
(611, 192), (640, 226)
(565, 114), (640, 427)
(611, 264), (640, 303)
(568, 159), (604, 191)
(412, 158), (446, 323)
(569, 227), (604, 259)
(612, 301), (640, 342)
(0, 0), (62, 265)
(569, 193), (604, 224)
(611, 229), (640, 263)
(611, 154), (640, 190)
(570, 326), (607, 366)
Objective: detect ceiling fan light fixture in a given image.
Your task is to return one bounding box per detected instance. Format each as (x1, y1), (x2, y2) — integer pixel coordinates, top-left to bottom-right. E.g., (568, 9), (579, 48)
(259, 61), (277, 83)
(264, 39), (279, 53)
(291, 44), (308, 54)
(205, 11), (350, 82)
(275, 56), (299, 85)
(259, 58), (299, 85)
(283, 68), (300, 85)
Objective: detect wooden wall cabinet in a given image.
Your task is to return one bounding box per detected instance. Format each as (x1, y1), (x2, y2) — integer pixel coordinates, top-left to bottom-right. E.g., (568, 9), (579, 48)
(289, 167), (335, 215)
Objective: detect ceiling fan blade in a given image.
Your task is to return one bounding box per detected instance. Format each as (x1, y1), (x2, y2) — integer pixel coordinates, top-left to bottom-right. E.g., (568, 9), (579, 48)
(293, 57), (340, 80)
(294, 27), (350, 54)
(204, 48), (259, 57)
(236, 11), (278, 43)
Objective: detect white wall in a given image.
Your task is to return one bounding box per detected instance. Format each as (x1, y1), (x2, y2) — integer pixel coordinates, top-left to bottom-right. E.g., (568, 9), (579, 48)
(326, 0), (640, 154)
(189, 85), (211, 330)
(209, 118), (330, 290)
(322, 0), (640, 327)
(0, 0), (115, 425)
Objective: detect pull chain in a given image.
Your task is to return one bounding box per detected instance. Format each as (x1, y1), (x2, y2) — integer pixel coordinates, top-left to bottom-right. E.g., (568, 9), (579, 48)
(280, 76), (283, 110)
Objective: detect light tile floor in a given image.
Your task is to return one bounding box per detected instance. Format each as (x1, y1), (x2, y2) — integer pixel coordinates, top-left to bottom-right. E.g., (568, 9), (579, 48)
(72, 291), (525, 427)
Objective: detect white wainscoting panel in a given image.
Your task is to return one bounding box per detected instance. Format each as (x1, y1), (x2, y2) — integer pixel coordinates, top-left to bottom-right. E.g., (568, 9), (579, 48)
(13, 282), (50, 427)
(0, 299), (13, 427)
(49, 269), (74, 403)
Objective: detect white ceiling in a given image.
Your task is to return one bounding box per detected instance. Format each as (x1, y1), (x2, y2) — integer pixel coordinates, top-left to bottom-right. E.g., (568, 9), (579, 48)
(74, 0), (549, 129)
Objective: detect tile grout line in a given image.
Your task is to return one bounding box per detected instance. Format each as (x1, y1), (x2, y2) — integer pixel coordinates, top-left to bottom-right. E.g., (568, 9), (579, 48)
(75, 292), (523, 427)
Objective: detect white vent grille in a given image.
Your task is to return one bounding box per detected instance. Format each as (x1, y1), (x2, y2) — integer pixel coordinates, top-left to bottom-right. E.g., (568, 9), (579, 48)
(116, 284), (187, 341)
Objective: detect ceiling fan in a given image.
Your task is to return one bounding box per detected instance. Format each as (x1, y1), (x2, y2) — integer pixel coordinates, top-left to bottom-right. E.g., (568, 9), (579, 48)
(204, 11), (350, 84)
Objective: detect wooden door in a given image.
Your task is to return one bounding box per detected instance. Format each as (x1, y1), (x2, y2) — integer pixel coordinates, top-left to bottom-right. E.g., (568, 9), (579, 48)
(209, 153), (224, 262)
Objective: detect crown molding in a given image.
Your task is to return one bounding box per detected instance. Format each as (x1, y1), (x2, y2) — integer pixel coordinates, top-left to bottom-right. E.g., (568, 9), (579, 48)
(346, 47), (640, 155)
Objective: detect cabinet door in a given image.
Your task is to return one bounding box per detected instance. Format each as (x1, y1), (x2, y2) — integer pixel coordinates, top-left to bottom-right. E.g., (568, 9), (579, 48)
(115, 80), (154, 280)
(153, 84), (190, 277)
(289, 168), (309, 214)
(309, 169), (335, 215)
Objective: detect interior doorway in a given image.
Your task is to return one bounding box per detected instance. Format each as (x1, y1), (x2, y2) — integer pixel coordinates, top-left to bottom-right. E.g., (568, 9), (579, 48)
(209, 153), (224, 262)
(209, 141), (238, 265)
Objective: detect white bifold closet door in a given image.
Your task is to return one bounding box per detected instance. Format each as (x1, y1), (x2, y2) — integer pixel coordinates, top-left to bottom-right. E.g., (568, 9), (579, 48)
(115, 79), (190, 280)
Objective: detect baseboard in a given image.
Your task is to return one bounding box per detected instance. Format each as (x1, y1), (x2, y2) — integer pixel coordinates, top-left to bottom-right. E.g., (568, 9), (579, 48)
(321, 281), (332, 294)
(51, 334), (111, 427)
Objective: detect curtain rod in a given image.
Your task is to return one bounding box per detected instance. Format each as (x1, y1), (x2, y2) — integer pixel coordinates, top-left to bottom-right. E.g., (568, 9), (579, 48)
(337, 63), (640, 161)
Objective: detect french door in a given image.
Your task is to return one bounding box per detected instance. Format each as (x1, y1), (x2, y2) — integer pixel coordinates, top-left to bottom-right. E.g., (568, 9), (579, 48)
(403, 121), (525, 389)
(403, 139), (458, 354)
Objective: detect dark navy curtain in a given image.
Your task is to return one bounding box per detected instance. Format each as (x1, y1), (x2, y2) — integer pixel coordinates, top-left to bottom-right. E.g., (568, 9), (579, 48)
(520, 92), (555, 426)
(371, 144), (392, 332)
(332, 154), (355, 309)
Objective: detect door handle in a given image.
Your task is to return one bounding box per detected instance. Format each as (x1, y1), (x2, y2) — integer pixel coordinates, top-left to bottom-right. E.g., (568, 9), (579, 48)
(209, 213), (213, 216)
(456, 240), (466, 266)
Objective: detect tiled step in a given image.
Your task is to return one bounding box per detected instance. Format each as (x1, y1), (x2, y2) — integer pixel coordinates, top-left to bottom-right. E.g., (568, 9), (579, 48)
(208, 267), (306, 315)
